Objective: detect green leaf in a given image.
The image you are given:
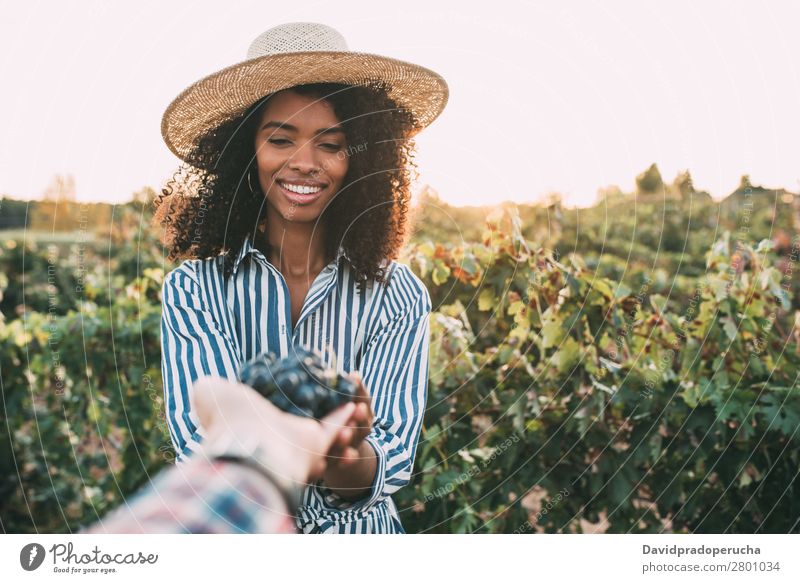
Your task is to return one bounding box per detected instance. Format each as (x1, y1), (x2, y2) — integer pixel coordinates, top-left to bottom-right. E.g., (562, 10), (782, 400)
(460, 255), (479, 276)
(738, 470), (753, 488)
(613, 283), (633, 300)
(569, 254), (587, 271)
(87, 401), (101, 424)
(608, 472), (633, 506)
(761, 393), (800, 436)
(552, 336), (581, 374)
(418, 240), (435, 256)
(478, 288), (497, 312)
(432, 261), (450, 286)
(709, 276), (729, 301)
(649, 294), (668, 314)
(541, 319), (564, 349)
(590, 278), (614, 301)
(721, 316), (738, 341)
(525, 419), (543, 433)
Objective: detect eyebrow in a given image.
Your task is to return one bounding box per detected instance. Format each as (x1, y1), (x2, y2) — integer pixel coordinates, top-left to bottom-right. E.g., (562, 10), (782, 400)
(260, 121), (345, 136)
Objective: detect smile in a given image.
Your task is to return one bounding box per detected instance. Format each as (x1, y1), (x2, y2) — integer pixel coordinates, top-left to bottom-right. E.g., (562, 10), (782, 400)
(276, 180), (326, 205)
(277, 180), (325, 195)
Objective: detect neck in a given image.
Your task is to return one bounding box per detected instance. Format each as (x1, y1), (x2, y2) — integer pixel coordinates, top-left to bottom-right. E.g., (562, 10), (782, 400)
(259, 212), (328, 281)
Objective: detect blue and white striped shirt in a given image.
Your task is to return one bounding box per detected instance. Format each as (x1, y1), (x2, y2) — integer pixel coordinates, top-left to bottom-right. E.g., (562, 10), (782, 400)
(159, 233), (432, 533)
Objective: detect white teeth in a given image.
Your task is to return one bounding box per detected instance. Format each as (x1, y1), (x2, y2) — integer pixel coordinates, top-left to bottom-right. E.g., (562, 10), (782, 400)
(279, 181), (323, 195)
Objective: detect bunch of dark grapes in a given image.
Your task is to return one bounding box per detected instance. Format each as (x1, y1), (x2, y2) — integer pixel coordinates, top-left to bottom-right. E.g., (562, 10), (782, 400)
(237, 348), (357, 419)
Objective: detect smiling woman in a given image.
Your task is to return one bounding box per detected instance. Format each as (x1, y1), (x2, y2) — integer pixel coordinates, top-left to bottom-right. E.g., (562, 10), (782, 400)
(151, 22), (448, 534)
(154, 80), (418, 291)
(254, 91), (358, 329)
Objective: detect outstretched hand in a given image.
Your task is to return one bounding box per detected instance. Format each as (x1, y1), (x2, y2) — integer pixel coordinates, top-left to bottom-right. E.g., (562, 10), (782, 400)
(191, 375), (357, 484)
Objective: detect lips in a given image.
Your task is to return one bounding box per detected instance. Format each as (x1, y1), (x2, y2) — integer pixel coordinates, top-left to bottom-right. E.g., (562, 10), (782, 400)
(276, 180), (326, 205)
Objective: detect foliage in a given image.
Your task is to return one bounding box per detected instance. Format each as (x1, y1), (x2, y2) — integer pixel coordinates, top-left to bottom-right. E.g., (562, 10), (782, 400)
(0, 195), (166, 321)
(0, 270), (169, 532)
(2, 178), (799, 533)
(396, 205), (799, 533)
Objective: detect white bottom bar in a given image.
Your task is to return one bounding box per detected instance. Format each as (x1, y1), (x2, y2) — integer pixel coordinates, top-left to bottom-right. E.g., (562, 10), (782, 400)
(1, 534), (797, 582)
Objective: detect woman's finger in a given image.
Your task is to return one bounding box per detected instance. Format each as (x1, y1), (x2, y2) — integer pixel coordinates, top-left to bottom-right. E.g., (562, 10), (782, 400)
(338, 427), (353, 447)
(349, 372), (371, 405)
(327, 427), (352, 457)
(356, 403), (373, 430)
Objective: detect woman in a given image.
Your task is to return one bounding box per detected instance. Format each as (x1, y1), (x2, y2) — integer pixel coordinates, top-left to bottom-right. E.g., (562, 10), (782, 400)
(154, 22), (448, 533)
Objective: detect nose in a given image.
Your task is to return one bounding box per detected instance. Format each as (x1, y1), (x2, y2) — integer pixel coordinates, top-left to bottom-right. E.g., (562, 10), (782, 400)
(287, 142), (322, 176)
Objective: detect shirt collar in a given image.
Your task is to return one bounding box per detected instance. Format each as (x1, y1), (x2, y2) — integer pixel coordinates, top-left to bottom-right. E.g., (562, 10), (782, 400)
(230, 232), (347, 276)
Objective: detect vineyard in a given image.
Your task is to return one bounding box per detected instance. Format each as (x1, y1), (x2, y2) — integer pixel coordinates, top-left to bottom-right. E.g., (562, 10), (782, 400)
(2, 171), (799, 533)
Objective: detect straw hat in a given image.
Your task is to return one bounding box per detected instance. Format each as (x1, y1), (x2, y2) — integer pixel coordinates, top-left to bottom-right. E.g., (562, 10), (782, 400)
(161, 22), (449, 163)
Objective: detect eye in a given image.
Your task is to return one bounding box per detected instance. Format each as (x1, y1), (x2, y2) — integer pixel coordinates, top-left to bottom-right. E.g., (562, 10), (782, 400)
(268, 138), (290, 146)
(321, 143), (342, 151)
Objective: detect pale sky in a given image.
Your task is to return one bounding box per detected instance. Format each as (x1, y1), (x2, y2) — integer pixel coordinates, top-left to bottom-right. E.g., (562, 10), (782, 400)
(1, 0), (798, 208)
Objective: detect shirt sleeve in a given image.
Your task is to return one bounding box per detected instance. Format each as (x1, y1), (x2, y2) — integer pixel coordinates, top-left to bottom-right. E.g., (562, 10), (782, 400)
(160, 262), (240, 463)
(319, 265), (432, 512)
(80, 459), (298, 534)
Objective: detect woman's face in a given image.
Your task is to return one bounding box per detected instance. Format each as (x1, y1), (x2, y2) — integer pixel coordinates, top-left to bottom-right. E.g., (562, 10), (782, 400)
(253, 89), (349, 224)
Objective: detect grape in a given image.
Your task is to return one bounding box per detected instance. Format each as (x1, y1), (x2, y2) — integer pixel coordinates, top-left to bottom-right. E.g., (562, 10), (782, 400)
(292, 384), (315, 407)
(237, 348), (358, 420)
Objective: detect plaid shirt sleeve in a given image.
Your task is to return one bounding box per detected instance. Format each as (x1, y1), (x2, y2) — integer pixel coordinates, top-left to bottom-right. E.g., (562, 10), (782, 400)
(81, 459), (298, 534)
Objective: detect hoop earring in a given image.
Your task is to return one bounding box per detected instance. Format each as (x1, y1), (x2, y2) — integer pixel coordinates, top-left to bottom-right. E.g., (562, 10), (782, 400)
(247, 171), (257, 193)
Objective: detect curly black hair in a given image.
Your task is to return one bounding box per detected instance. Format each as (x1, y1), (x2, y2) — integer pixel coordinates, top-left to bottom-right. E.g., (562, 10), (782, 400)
(153, 81), (420, 292)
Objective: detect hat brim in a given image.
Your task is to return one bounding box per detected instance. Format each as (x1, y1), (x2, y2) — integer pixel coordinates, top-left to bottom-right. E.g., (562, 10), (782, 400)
(161, 50), (449, 163)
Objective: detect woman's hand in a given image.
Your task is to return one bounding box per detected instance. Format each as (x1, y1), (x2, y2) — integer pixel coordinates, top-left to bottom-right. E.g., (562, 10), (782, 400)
(325, 371), (374, 470)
